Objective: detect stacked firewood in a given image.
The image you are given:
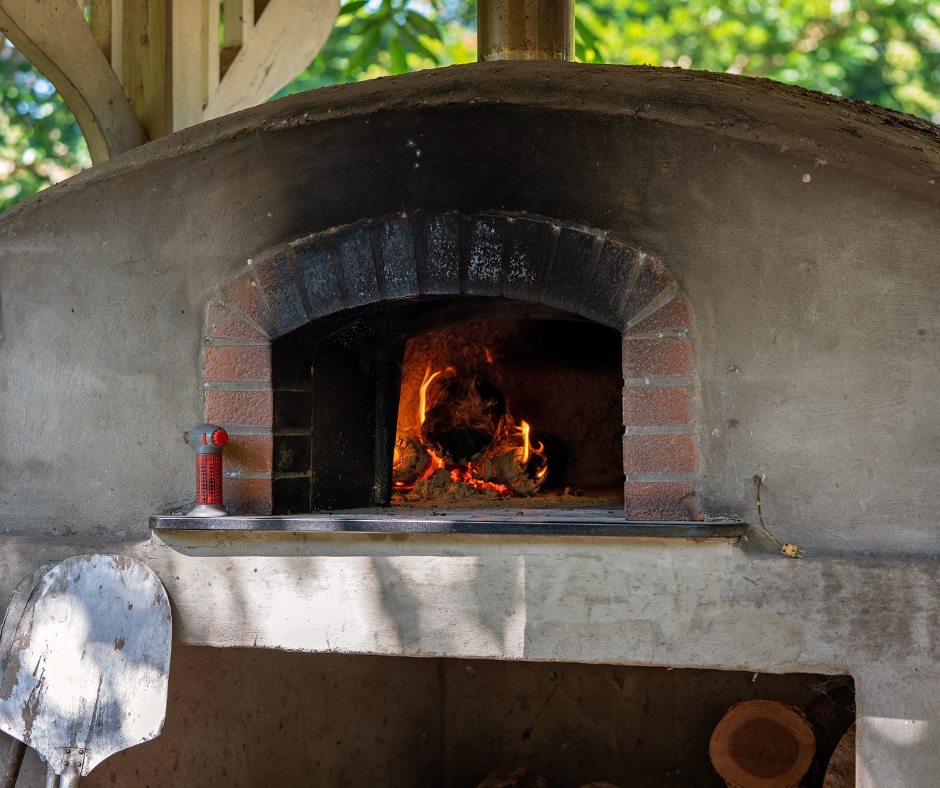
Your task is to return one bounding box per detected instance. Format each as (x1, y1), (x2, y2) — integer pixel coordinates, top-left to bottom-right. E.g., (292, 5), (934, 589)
(473, 684), (855, 788)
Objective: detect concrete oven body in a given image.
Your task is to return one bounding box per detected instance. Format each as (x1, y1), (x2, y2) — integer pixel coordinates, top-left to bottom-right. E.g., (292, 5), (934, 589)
(0, 61), (939, 786)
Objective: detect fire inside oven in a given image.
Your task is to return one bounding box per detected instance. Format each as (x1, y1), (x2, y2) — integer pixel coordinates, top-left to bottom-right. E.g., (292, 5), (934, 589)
(391, 318), (624, 506)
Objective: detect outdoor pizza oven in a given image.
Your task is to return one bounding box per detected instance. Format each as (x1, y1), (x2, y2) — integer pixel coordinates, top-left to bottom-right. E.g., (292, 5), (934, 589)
(195, 211), (701, 522)
(0, 6), (939, 785)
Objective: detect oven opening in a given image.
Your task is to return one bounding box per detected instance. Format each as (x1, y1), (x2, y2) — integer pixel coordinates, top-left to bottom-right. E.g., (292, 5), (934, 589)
(392, 318), (624, 508)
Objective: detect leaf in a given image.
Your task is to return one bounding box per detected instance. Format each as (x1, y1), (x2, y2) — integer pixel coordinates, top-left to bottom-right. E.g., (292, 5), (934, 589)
(346, 22), (385, 73)
(575, 15), (604, 61)
(575, 16), (600, 47)
(399, 25), (440, 64)
(390, 36), (408, 74)
(339, 0), (367, 16)
(405, 10), (444, 42)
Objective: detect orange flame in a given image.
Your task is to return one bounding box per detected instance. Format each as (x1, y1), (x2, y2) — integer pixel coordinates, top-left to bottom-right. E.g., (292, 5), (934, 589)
(418, 366), (442, 426)
(522, 420), (531, 464)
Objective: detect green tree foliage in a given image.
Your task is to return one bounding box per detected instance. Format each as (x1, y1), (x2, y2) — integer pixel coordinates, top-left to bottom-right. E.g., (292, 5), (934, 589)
(2, 1), (940, 213)
(579, 0), (940, 120)
(0, 35), (91, 212)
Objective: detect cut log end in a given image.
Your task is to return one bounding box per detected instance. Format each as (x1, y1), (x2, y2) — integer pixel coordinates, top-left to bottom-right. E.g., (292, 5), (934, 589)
(710, 699), (816, 788)
(392, 434), (430, 486)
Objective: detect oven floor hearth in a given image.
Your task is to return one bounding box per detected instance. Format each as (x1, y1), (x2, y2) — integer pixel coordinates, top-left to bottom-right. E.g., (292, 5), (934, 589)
(151, 507), (746, 538)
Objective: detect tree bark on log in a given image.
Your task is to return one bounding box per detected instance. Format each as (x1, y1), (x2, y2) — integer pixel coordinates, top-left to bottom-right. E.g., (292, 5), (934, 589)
(710, 699), (816, 788)
(799, 683), (855, 787)
(822, 723), (855, 788)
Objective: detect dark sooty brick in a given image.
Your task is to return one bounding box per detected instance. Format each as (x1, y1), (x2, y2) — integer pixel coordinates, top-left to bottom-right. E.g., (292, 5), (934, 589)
(416, 213), (460, 295)
(272, 476), (310, 515)
(371, 217), (419, 300)
(273, 389), (312, 431)
(583, 240), (640, 327)
(504, 218), (552, 301)
(541, 227), (596, 313)
(252, 247), (307, 335)
(293, 234), (346, 319)
(337, 225), (380, 307)
(273, 434), (312, 474)
(466, 215), (508, 296)
(619, 257), (674, 325)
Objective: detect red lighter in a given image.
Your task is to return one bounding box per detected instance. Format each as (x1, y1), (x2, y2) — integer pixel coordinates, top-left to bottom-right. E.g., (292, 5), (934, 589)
(184, 423), (230, 517)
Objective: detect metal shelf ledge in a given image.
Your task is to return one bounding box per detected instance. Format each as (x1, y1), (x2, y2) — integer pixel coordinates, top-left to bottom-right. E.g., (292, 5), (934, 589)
(151, 509), (747, 538)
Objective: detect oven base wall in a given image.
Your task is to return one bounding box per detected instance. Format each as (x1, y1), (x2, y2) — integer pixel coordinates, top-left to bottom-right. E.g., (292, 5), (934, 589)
(0, 533), (933, 786)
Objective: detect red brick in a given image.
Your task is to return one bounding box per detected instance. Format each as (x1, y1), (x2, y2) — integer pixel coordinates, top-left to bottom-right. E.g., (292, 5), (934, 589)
(623, 435), (696, 474)
(222, 477), (272, 515)
(206, 302), (267, 342)
(205, 345), (271, 382)
(624, 482), (702, 521)
(623, 387), (690, 426)
(206, 391), (273, 427)
(622, 338), (691, 377)
(223, 435), (273, 474)
(222, 274), (275, 337)
(624, 296), (693, 335)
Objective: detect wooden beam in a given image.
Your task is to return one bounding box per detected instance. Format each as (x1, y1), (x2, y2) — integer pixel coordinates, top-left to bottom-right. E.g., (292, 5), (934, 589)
(0, 0), (146, 163)
(203, 0), (339, 121)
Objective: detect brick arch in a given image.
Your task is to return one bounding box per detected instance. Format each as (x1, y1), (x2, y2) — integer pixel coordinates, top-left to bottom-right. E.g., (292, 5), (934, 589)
(204, 212), (699, 520)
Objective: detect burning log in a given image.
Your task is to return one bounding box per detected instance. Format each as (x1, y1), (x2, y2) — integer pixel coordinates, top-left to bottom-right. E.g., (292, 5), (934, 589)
(473, 422), (548, 497)
(392, 434), (430, 487)
(421, 374), (506, 465)
(475, 766), (547, 788)
(709, 699), (816, 788)
(474, 446), (546, 496)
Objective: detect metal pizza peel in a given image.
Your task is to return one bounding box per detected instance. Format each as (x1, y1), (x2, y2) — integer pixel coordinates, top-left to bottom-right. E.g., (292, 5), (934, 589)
(0, 555), (172, 787)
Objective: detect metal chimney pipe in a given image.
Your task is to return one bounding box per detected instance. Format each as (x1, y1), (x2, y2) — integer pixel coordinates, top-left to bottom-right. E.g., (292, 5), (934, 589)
(477, 0), (575, 62)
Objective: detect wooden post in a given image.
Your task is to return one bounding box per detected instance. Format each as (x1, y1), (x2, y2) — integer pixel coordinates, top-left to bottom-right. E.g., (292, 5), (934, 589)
(123, 0), (170, 140)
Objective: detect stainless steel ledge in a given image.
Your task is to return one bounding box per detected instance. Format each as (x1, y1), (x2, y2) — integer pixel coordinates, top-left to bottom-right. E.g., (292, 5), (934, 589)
(151, 509), (747, 538)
